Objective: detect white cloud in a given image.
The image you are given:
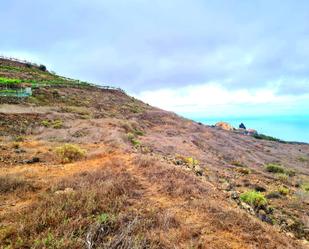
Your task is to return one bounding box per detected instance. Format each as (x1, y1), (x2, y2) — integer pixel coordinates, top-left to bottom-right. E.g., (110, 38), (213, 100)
(133, 83), (309, 118)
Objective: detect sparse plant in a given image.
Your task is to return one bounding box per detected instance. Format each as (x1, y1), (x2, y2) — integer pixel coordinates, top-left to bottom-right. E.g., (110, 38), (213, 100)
(41, 119), (63, 129)
(184, 157), (199, 167)
(240, 190), (267, 207)
(231, 161), (246, 167)
(298, 156), (308, 162)
(237, 167), (251, 175)
(0, 175), (34, 194)
(51, 119), (63, 129)
(55, 144), (85, 163)
(301, 183), (309, 192)
(276, 173), (288, 182)
(97, 213), (116, 224)
(278, 186), (289, 196)
(11, 142), (20, 149)
(265, 163), (285, 173)
(127, 132), (141, 148)
(14, 135), (25, 142)
(41, 120), (50, 127)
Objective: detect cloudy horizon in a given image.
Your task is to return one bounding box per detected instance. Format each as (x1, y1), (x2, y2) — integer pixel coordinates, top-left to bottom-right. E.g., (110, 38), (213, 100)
(1, 0), (309, 118)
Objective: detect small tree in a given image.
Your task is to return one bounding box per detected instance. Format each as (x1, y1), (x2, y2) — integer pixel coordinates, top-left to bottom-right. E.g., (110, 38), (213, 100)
(39, 64), (47, 71)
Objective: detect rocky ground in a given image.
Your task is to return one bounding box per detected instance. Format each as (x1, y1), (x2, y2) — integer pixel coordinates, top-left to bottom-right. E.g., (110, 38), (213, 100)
(0, 59), (309, 248)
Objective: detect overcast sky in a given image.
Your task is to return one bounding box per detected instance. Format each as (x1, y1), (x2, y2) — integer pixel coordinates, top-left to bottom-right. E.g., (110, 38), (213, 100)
(1, 0), (309, 118)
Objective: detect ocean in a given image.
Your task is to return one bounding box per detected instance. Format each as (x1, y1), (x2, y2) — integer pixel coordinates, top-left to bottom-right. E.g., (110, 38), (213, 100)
(194, 115), (309, 143)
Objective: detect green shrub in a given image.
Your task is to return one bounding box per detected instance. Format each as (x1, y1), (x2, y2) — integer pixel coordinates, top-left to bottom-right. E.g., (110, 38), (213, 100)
(253, 134), (286, 143)
(52, 119), (63, 129)
(127, 132), (141, 148)
(298, 156), (308, 162)
(41, 119), (63, 129)
(240, 190), (267, 207)
(96, 213), (116, 224)
(276, 173), (288, 182)
(184, 157), (199, 167)
(134, 129), (144, 136)
(301, 183), (309, 192)
(39, 64), (47, 71)
(278, 186), (289, 196)
(265, 163), (285, 173)
(14, 135), (25, 142)
(55, 144), (85, 163)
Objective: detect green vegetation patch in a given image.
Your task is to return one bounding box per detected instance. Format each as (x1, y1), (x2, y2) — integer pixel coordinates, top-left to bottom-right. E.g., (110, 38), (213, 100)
(240, 190), (267, 207)
(253, 133), (286, 143)
(127, 132), (141, 148)
(265, 163), (286, 173)
(278, 186), (289, 196)
(55, 144), (86, 163)
(41, 119), (63, 129)
(0, 77), (22, 85)
(301, 183), (309, 192)
(265, 163), (296, 176)
(298, 156), (308, 162)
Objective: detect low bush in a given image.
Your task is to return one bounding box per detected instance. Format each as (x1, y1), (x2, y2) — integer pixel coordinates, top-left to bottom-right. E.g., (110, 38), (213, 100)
(298, 156), (308, 162)
(127, 132), (141, 148)
(278, 186), (289, 196)
(301, 183), (309, 192)
(13, 135), (25, 142)
(240, 190), (267, 207)
(253, 134), (286, 143)
(276, 173), (289, 182)
(237, 167), (251, 175)
(55, 144), (86, 163)
(231, 161), (246, 167)
(41, 119), (63, 129)
(39, 64), (47, 71)
(265, 163), (285, 173)
(0, 175), (35, 194)
(184, 157), (199, 167)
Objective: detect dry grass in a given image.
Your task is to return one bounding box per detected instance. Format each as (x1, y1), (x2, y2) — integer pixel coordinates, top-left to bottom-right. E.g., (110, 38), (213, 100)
(1, 166), (142, 248)
(0, 174), (35, 194)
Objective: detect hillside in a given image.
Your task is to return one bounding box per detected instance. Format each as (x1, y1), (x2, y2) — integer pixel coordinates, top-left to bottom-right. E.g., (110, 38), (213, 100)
(0, 58), (309, 249)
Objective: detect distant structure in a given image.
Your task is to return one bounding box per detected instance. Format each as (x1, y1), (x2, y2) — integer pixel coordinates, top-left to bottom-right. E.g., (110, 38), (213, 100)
(239, 123), (246, 130)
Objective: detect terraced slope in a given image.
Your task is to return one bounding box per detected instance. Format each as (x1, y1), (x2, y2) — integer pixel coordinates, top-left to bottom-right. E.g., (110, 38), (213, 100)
(0, 58), (308, 249)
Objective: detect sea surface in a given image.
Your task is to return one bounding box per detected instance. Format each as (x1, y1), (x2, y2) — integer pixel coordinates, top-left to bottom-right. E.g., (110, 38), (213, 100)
(194, 115), (309, 143)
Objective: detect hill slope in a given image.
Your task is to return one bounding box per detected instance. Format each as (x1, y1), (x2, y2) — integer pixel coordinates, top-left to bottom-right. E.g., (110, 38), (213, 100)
(0, 58), (308, 249)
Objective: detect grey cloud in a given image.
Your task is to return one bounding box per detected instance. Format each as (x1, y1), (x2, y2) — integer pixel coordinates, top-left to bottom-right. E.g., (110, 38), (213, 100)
(1, 0), (309, 94)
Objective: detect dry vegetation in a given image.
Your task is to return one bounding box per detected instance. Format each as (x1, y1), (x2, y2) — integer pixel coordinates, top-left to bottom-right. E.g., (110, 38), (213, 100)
(1, 58), (309, 248)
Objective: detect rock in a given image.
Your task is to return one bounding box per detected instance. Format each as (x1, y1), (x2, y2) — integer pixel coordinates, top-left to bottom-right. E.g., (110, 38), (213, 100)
(194, 165), (203, 176)
(24, 157), (40, 164)
(174, 159), (184, 165)
(239, 123), (246, 129)
(257, 210), (273, 224)
(231, 191), (239, 200)
(221, 182), (233, 191)
(55, 188), (74, 195)
(240, 202), (255, 215)
(215, 122), (234, 131)
(15, 148), (26, 154)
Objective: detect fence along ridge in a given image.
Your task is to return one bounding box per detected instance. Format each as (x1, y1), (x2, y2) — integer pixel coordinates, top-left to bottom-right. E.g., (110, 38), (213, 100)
(0, 56), (125, 93)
